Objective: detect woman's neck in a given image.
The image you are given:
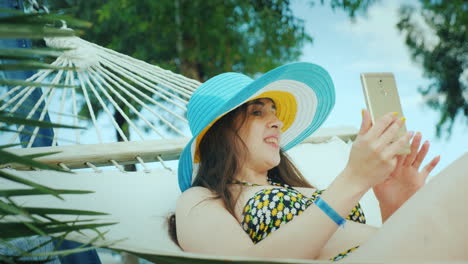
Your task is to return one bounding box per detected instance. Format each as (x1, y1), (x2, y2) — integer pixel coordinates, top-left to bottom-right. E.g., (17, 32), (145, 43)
(234, 167), (269, 185)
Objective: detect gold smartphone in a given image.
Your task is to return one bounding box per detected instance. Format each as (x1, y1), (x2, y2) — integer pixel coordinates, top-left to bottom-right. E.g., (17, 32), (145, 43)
(360, 73), (410, 155)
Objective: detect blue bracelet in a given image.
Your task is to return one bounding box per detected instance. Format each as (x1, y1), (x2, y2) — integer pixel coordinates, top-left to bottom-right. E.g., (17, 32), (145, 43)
(314, 196), (346, 227)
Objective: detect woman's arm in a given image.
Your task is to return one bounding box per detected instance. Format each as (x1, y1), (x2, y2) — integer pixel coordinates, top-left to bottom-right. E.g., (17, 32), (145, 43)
(176, 177), (367, 260)
(318, 221), (379, 260)
(177, 111), (411, 259)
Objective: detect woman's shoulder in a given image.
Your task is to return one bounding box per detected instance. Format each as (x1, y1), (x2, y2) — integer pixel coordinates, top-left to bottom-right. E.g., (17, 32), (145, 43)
(176, 186), (222, 212)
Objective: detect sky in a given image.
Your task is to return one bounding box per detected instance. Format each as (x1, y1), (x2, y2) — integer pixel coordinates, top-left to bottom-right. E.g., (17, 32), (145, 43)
(290, 0), (467, 177)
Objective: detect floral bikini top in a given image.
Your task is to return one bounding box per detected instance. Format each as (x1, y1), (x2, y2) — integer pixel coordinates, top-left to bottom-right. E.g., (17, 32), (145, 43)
(231, 178), (366, 261)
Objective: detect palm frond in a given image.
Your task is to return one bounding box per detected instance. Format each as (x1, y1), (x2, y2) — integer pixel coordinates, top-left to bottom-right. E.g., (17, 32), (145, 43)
(0, 79), (78, 88)
(0, 189), (93, 198)
(0, 7), (115, 260)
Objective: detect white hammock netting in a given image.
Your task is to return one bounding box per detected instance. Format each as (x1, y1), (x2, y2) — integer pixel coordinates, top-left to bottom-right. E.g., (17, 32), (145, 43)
(0, 36), (380, 263)
(1, 35), (200, 148)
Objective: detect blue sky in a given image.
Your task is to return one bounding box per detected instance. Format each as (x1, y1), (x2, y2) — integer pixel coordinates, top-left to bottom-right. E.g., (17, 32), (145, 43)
(291, 0), (467, 176)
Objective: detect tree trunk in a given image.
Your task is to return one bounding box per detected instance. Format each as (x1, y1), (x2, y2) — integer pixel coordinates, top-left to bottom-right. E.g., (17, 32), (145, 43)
(114, 107), (136, 170)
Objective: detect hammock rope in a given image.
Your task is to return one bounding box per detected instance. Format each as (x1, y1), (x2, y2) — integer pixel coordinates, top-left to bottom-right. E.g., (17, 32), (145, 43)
(98, 55), (190, 108)
(85, 161), (102, 173)
(110, 159), (126, 173)
(52, 65), (72, 146)
(97, 63), (189, 122)
(1, 35), (201, 148)
(9, 68), (64, 145)
(0, 61), (58, 105)
(76, 70), (104, 143)
(82, 38), (199, 93)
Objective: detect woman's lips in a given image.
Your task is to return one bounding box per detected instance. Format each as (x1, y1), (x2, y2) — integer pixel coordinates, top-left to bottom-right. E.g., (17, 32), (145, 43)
(264, 136), (279, 149)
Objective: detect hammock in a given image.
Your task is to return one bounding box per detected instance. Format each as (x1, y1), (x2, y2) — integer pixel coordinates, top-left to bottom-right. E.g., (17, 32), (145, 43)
(1, 35), (382, 263)
(1, 36), (199, 147)
(3, 134), (381, 264)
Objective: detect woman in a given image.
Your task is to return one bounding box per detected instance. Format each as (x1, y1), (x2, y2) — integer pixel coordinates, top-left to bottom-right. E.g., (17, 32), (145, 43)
(170, 62), (467, 261)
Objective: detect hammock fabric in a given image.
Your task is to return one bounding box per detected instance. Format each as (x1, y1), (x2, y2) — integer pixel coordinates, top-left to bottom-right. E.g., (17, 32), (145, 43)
(2, 137), (385, 264)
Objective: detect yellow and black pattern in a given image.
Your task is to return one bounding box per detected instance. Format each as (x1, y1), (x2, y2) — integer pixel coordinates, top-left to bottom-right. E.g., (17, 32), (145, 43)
(231, 178), (365, 261)
(331, 246), (360, 261)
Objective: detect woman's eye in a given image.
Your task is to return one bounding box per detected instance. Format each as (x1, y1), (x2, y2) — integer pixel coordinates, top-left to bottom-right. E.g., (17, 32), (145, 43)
(252, 110), (262, 116)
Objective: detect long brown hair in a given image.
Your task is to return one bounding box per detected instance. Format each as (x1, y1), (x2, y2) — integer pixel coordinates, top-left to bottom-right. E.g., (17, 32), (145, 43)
(168, 99), (314, 247)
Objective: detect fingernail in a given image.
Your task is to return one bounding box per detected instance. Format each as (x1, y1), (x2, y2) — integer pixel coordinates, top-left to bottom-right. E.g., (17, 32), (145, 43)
(400, 117), (406, 122)
(417, 131), (421, 135)
(392, 112), (399, 116)
(361, 109), (365, 117)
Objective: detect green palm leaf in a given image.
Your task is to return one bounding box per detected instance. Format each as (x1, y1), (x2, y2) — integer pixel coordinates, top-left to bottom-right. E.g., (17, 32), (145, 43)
(0, 189), (92, 198)
(0, 150), (66, 172)
(17, 208), (109, 216)
(0, 222), (117, 239)
(0, 9), (92, 28)
(0, 60), (75, 71)
(0, 112), (83, 129)
(0, 47), (68, 59)
(0, 24), (78, 39)
(0, 79), (78, 88)
(0, 170), (61, 198)
(0, 7), (114, 260)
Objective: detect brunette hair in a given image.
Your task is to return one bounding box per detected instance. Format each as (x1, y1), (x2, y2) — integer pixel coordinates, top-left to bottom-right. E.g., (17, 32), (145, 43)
(168, 99), (313, 247)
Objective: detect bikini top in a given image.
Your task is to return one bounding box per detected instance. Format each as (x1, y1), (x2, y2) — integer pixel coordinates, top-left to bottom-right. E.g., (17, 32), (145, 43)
(231, 178), (366, 244)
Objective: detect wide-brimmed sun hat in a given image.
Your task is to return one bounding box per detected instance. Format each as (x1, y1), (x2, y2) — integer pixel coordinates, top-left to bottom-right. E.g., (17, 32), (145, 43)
(178, 62), (335, 192)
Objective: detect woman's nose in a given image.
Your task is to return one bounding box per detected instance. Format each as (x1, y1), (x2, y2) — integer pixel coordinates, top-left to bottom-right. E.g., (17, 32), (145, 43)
(268, 113), (283, 130)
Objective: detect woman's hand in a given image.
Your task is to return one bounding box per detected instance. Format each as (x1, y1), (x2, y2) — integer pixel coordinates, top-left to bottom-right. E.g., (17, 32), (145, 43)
(373, 132), (441, 222)
(343, 110), (413, 192)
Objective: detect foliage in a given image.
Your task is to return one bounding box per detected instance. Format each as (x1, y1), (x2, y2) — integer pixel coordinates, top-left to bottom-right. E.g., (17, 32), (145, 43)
(0, 9), (115, 263)
(47, 0), (379, 82)
(49, 0), (310, 81)
(314, 0), (378, 19)
(45, 0), (375, 142)
(397, 0), (467, 137)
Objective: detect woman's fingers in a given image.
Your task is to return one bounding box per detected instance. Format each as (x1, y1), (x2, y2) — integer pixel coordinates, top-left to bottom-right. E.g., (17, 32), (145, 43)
(422, 155), (441, 178)
(382, 131), (414, 159)
(366, 112), (398, 140)
(377, 117), (405, 149)
(390, 155), (404, 177)
(412, 140), (430, 168)
(358, 109), (373, 136)
(403, 132), (422, 166)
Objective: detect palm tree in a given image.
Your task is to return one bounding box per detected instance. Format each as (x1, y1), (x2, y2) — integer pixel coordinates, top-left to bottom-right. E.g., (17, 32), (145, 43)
(0, 7), (115, 263)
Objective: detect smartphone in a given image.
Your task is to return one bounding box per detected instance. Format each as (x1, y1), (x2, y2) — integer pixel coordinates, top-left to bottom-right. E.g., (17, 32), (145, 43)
(360, 73), (410, 155)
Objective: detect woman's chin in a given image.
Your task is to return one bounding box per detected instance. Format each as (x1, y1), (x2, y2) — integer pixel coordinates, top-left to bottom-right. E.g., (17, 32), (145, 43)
(266, 157), (281, 169)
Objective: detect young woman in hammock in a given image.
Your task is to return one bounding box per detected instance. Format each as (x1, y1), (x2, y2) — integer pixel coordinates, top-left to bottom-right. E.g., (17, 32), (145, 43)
(169, 62), (467, 261)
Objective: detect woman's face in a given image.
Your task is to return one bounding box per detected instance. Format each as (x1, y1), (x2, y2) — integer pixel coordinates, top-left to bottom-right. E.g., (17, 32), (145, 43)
(236, 98), (283, 172)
